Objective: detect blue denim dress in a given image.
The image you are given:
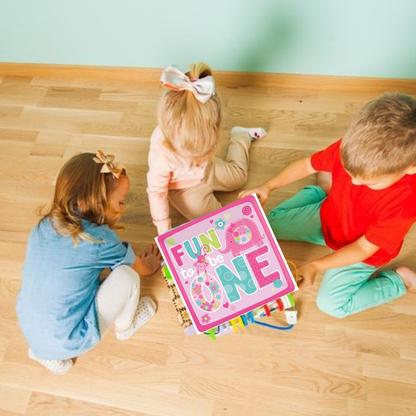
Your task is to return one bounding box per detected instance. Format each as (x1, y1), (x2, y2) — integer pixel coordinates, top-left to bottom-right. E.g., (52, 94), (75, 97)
(16, 218), (136, 360)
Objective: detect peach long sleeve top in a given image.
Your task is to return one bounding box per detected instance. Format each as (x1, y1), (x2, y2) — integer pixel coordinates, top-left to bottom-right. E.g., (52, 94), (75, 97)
(146, 126), (207, 234)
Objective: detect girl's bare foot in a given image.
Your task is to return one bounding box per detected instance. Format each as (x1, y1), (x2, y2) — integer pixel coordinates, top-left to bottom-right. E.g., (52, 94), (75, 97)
(396, 266), (416, 291)
(317, 171), (332, 194)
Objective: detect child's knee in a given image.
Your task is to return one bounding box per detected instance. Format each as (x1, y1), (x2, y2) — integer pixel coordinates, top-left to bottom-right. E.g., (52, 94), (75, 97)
(186, 197), (222, 220)
(316, 291), (349, 319)
(267, 207), (291, 238)
(112, 265), (140, 290)
(228, 166), (248, 191)
(268, 206), (288, 221)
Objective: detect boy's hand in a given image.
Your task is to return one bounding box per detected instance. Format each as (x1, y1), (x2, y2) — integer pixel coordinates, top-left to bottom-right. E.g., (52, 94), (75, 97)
(238, 182), (271, 206)
(297, 262), (319, 290)
(137, 244), (162, 276)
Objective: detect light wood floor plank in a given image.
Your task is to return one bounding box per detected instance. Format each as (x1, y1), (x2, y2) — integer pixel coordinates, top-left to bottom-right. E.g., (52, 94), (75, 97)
(26, 392), (148, 416)
(0, 384), (31, 414)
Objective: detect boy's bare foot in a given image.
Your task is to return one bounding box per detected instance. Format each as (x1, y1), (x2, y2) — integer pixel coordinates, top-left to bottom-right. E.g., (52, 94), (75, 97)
(396, 266), (416, 291)
(317, 171), (332, 194)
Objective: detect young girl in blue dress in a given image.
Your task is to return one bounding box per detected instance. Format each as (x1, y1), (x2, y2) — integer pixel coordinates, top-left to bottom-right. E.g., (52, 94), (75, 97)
(16, 150), (161, 374)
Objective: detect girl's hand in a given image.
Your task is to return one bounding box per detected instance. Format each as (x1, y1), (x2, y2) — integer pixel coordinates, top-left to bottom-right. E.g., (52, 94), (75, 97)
(297, 262), (319, 290)
(238, 183), (272, 206)
(135, 244), (162, 276)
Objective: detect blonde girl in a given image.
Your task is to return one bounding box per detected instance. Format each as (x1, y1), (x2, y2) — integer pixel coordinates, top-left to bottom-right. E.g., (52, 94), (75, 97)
(16, 151), (161, 374)
(147, 62), (266, 234)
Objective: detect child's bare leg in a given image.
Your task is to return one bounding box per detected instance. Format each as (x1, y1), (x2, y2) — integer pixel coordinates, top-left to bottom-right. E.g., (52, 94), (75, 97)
(317, 172), (332, 194)
(396, 267), (416, 291)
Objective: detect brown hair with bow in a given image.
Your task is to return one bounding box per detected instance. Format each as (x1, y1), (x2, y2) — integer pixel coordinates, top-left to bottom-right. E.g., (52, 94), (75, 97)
(41, 151), (126, 244)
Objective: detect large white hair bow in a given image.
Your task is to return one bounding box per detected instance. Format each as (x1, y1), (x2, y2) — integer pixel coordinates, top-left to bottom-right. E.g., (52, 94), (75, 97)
(160, 65), (216, 104)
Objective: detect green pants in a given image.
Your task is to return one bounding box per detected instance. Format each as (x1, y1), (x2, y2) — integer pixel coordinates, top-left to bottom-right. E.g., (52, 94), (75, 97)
(267, 186), (407, 318)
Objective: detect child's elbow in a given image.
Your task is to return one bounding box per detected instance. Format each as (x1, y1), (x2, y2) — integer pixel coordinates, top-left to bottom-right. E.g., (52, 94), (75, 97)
(358, 236), (379, 257)
(305, 157), (317, 175)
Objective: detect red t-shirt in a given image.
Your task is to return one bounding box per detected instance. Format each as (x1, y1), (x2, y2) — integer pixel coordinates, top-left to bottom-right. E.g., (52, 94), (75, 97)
(311, 139), (416, 266)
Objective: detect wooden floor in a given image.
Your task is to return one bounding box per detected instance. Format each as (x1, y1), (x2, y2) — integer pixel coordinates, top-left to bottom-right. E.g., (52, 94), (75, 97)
(1, 65), (416, 416)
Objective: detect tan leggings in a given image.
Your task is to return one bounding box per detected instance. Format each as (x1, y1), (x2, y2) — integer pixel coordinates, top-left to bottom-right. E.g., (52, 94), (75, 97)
(168, 131), (251, 220)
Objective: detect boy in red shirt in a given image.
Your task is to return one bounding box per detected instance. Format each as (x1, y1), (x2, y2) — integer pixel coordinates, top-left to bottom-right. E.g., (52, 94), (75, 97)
(240, 93), (416, 318)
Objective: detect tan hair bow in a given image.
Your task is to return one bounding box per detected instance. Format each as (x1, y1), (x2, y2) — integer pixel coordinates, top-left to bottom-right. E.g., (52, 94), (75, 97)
(93, 150), (125, 179)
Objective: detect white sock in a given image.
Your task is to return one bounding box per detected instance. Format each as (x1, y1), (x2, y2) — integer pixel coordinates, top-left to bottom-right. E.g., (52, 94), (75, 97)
(28, 349), (73, 375)
(231, 126), (267, 141)
(116, 296), (157, 340)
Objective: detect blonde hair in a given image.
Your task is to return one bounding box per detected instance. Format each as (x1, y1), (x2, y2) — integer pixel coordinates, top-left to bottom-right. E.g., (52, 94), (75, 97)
(158, 62), (222, 161)
(41, 153), (126, 244)
(341, 93), (416, 178)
